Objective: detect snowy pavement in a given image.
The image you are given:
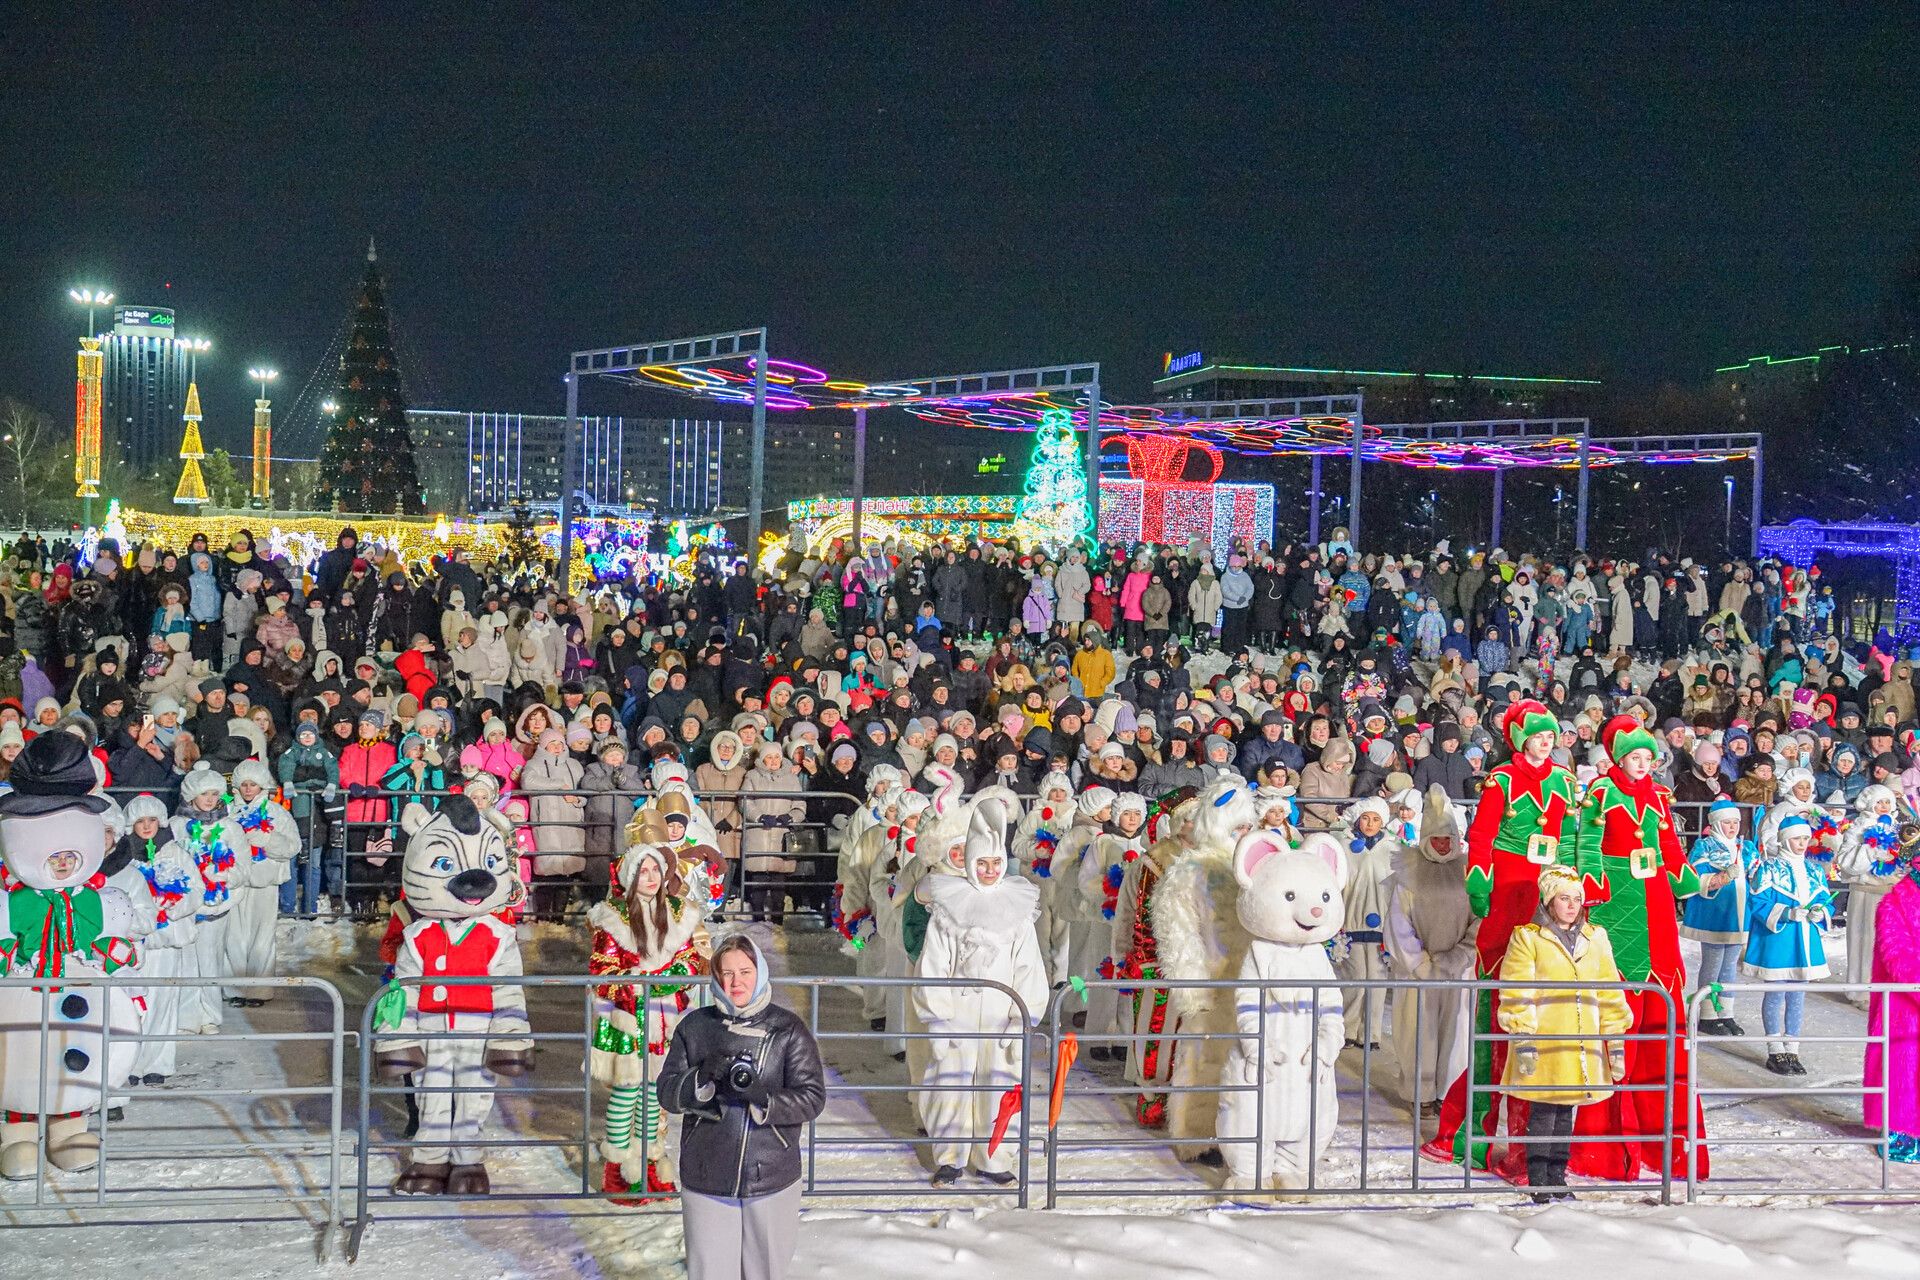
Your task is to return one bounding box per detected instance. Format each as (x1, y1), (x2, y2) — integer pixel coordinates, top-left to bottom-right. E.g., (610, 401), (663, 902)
(4, 917), (1918, 1276)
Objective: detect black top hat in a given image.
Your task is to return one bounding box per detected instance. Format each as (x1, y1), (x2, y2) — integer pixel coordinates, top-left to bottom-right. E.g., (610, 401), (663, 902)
(0, 731), (110, 816)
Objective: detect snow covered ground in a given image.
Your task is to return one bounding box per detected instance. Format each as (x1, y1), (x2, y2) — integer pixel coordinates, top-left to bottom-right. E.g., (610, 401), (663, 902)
(4, 918), (1917, 1276)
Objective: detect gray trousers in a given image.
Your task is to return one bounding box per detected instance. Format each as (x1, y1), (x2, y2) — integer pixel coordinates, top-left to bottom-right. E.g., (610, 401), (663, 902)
(681, 1180), (803, 1280)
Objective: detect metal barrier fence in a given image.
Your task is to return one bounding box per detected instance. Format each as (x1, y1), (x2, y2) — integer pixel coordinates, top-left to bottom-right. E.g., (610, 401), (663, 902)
(348, 972), (1035, 1262)
(1041, 976), (1680, 1205)
(0, 974), (348, 1259)
(1686, 980), (1920, 1200)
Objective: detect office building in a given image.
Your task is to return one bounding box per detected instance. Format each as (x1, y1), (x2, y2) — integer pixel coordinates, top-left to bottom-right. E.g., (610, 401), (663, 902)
(720, 418), (852, 513)
(1151, 352), (1602, 419)
(407, 410), (725, 514)
(99, 305), (191, 472)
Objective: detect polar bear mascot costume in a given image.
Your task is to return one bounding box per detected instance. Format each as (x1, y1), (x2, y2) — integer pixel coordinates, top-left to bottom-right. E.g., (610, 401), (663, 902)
(1217, 829), (1347, 1194)
(1151, 775), (1264, 1160)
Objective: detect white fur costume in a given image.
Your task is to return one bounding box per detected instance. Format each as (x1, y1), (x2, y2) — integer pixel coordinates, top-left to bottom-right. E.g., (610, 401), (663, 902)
(1150, 776), (1263, 1157)
(1046, 788), (1115, 986)
(911, 794), (1047, 1175)
(1216, 831), (1347, 1193)
(1383, 787), (1477, 1107)
(1834, 785), (1908, 1006)
(168, 768), (247, 1037)
(1331, 797), (1395, 1047)
(109, 795), (204, 1081)
(221, 760), (300, 1003)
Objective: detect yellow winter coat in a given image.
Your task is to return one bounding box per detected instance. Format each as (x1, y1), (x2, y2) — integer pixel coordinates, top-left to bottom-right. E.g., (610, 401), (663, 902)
(1495, 921), (1633, 1105)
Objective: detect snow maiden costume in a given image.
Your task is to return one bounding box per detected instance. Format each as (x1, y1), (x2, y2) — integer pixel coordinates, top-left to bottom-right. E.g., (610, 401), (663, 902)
(0, 732), (143, 1179)
(374, 796), (532, 1196)
(1680, 797), (1755, 1035)
(1865, 836), (1920, 1163)
(589, 839), (711, 1202)
(1566, 716), (1706, 1181)
(1742, 812), (1832, 1076)
(1428, 700), (1578, 1173)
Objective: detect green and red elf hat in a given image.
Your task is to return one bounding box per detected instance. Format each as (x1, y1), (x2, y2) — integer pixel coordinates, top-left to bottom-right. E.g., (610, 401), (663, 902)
(1500, 699), (1561, 753)
(1600, 714), (1659, 764)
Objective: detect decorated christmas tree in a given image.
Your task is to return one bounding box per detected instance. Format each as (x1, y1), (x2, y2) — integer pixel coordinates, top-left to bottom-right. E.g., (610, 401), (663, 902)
(1010, 408), (1092, 553)
(317, 239), (426, 514)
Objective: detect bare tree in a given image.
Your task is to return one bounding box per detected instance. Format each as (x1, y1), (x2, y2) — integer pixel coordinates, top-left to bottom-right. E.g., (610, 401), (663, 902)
(0, 399), (67, 529)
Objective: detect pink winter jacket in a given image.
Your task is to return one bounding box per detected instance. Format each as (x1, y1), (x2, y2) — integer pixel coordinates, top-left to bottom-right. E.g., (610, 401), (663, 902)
(1119, 570), (1150, 622)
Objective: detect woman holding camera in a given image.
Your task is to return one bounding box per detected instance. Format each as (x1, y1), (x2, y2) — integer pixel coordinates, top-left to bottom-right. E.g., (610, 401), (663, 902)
(658, 934), (826, 1280)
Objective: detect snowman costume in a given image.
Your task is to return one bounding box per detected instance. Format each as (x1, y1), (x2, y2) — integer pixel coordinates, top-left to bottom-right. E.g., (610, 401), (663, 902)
(1217, 830), (1348, 1193)
(911, 794), (1047, 1179)
(0, 733), (144, 1179)
(221, 759), (300, 1004)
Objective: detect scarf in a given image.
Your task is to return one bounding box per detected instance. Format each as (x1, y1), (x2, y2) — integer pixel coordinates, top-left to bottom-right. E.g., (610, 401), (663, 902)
(3, 880), (116, 977)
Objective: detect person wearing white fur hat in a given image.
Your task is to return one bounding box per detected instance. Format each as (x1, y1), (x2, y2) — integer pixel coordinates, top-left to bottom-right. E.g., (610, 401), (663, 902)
(1077, 791), (1151, 1059)
(106, 794), (203, 1082)
(221, 758), (300, 1006)
(167, 766), (250, 1035)
(1044, 785), (1115, 989)
(912, 792), (1046, 1185)
(1331, 796), (1395, 1049)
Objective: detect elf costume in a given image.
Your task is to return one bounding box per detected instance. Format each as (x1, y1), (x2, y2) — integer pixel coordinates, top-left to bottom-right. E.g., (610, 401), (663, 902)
(588, 843), (710, 1204)
(1565, 715), (1707, 1181)
(1427, 700), (1578, 1174)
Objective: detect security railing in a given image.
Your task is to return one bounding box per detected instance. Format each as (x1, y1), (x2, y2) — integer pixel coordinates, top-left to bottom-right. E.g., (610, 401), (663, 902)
(0, 974), (348, 1260)
(348, 972), (1035, 1262)
(1041, 976), (1681, 1205)
(1685, 980), (1920, 1200)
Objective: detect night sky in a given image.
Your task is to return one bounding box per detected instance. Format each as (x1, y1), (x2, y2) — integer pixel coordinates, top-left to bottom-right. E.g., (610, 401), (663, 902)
(5, 5), (1916, 453)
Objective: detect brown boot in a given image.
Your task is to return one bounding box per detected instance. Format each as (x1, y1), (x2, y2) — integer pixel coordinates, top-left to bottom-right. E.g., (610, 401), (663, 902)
(446, 1164), (491, 1195)
(392, 1161), (452, 1194)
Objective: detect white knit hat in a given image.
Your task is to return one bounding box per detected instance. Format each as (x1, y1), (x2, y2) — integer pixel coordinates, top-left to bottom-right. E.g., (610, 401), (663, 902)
(1078, 786), (1118, 818)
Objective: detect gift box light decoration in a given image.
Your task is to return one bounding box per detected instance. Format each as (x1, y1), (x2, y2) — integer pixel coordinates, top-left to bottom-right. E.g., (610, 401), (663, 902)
(1096, 432), (1274, 558)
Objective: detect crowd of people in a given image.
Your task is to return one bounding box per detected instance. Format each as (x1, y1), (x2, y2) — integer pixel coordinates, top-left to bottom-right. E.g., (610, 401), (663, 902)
(3, 519), (1920, 1209)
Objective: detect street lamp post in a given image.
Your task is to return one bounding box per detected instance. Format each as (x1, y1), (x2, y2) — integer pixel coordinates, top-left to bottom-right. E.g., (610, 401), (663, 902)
(67, 289), (113, 528)
(1724, 475), (1736, 549)
(67, 288), (113, 337)
(180, 337), (210, 380)
(248, 367), (278, 507)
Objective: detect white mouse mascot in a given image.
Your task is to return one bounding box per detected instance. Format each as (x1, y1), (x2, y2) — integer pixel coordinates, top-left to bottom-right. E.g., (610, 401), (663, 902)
(374, 794), (532, 1195)
(1152, 775), (1263, 1160)
(1216, 829), (1347, 1194)
(0, 732), (143, 1179)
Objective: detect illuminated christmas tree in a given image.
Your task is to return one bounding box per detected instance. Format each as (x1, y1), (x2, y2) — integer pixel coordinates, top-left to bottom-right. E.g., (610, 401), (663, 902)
(1010, 409), (1092, 553)
(318, 239), (426, 514)
(172, 381), (209, 506)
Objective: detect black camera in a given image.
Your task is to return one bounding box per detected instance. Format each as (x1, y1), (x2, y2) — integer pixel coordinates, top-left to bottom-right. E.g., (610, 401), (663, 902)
(724, 1051), (758, 1093)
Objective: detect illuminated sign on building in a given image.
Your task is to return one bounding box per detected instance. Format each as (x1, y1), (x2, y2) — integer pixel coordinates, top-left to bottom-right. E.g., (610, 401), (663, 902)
(112, 306), (177, 336)
(1163, 350), (1204, 375)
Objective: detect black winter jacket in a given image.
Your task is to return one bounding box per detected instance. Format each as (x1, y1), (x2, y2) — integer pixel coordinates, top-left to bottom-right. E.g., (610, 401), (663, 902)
(657, 1002), (826, 1198)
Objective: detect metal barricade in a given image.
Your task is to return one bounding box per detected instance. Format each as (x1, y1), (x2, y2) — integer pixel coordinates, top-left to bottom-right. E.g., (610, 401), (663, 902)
(1686, 980), (1920, 1199)
(1042, 976), (1680, 1205)
(0, 974), (348, 1260)
(348, 971), (1034, 1261)
(329, 786), (865, 924)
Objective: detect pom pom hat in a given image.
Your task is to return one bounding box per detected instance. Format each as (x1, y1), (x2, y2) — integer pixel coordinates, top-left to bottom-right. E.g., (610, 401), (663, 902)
(1600, 714), (1659, 765)
(1500, 699), (1560, 752)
